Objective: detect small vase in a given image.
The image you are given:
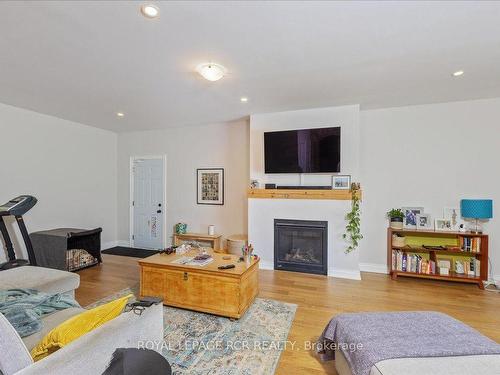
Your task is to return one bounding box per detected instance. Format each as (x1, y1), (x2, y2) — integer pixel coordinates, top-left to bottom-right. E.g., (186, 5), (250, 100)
(390, 218), (404, 230)
(175, 223), (187, 234)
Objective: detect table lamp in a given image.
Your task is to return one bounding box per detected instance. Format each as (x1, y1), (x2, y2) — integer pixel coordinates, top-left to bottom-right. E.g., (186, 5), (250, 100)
(460, 199), (493, 234)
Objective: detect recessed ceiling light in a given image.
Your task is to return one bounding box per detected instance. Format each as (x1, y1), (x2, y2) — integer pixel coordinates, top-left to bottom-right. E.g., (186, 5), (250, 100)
(141, 4), (159, 19)
(240, 97), (248, 103)
(453, 70), (464, 77)
(116, 112), (125, 117)
(196, 63), (227, 82)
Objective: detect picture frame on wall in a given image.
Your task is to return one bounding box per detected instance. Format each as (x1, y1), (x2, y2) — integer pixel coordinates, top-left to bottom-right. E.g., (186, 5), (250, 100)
(402, 207), (424, 228)
(416, 214), (432, 230)
(197, 168), (224, 205)
(332, 175), (351, 190)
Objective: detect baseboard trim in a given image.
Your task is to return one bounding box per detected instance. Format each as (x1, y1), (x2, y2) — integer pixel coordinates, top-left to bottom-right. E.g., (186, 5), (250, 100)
(102, 241), (118, 250)
(259, 262), (361, 280)
(359, 262), (388, 274)
(494, 275), (500, 285)
(102, 240), (130, 250)
(259, 261), (274, 270)
(328, 268), (361, 280)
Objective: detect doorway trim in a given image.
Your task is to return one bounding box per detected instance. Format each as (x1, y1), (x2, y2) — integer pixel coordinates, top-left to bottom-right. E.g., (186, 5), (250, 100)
(129, 154), (167, 249)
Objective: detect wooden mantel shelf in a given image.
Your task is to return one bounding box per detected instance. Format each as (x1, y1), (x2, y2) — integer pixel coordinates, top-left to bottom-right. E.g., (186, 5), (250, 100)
(247, 188), (361, 200)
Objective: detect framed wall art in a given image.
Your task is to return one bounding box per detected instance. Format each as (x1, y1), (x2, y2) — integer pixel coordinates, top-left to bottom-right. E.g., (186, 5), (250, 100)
(197, 168), (224, 205)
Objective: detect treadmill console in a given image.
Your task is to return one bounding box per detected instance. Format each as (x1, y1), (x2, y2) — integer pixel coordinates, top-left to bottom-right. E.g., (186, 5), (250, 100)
(0, 195), (37, 216)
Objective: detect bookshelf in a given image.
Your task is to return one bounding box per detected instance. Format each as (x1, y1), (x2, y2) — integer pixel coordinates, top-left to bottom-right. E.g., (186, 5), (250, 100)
(387, 228), (488, 289)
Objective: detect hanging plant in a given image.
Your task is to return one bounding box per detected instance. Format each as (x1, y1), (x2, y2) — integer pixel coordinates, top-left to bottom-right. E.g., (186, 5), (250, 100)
(343, 182), (363, 254)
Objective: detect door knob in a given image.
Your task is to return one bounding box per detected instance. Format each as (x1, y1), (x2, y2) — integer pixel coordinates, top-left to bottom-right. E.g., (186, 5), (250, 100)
(157, 210), (162, 213)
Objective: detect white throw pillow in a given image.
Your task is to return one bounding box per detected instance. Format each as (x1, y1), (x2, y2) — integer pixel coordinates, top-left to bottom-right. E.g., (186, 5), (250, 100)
(0, 313), (33, 375)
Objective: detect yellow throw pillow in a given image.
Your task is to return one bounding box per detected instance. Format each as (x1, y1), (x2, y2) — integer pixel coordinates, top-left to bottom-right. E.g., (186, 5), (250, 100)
(31, 294), (133, 361)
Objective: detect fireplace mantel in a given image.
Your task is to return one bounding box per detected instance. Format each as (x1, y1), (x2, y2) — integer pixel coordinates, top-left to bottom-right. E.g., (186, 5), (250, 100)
(247, 188), (361, 201)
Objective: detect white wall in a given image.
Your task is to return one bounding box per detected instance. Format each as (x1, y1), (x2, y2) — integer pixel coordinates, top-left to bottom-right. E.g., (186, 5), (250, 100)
(359, 97), (500, 280)
(117, 120), (249, 247)
(250, 105), (360, 186)
(0, 103), (117, 263)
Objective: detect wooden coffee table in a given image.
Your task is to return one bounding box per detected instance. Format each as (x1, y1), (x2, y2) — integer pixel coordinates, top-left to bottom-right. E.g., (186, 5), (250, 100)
(138, 250), (259, 319)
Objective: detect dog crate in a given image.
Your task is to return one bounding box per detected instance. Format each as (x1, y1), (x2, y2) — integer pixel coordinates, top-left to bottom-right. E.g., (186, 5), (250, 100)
(30, 228), (102, 271)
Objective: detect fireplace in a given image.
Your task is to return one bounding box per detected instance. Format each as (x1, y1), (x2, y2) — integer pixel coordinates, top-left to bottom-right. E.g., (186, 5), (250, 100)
(274, 219), (328, 275)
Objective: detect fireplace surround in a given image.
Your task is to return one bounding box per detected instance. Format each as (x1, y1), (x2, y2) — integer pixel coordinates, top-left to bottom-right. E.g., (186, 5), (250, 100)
(274, 219), (328, 275)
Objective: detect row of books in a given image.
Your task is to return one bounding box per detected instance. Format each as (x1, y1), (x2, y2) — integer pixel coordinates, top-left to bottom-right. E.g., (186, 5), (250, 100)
(460, 237), (481, 253)
(392, 250), (481, 277)
(392, 250), (436, 274)
(454, 259), (481, 277)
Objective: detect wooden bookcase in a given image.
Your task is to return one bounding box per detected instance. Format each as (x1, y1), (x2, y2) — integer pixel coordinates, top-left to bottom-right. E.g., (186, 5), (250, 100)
(387, 228), (488, 289)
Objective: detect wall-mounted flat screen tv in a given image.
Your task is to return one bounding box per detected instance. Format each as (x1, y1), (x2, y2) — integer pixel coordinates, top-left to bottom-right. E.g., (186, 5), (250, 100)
(264, 126), (341, 173)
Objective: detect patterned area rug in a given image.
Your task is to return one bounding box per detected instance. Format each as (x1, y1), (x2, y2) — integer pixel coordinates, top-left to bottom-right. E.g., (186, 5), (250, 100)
(87, 287), (297, 375)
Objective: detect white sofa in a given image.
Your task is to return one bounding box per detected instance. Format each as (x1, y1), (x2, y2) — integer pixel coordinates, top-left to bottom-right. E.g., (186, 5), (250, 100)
(0, 266), (164, 375)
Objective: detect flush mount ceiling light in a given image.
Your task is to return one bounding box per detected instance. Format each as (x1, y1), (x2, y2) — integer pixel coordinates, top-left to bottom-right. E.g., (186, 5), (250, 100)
(116, 112), (125, 117)
(453, 70), (464, 77)
(140, 4), (159, 18)
(195, 63), (227, 82)
(240, 97), (248, 103)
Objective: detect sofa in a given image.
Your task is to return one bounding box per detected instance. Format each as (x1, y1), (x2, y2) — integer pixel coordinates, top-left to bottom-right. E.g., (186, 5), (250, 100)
(0, 266), (164, 375)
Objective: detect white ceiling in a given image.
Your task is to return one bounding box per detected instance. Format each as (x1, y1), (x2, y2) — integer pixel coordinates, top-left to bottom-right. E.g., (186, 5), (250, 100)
(1, 1), (500, 132)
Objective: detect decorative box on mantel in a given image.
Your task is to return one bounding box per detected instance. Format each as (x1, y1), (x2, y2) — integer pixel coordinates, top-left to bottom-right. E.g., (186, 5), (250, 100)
(247, 188), (361, 200)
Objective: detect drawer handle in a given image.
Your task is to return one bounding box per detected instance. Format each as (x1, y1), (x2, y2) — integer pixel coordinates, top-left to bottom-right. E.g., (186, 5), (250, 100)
(183, 272), (188, 281)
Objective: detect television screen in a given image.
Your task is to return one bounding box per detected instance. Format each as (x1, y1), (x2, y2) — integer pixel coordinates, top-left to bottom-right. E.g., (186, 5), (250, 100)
(264, 127), (340, 173)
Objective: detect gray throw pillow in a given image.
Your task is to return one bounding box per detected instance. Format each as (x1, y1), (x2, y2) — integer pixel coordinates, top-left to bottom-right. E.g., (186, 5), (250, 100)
(0, 313), (33, 375)
(102, 348), (171, 375)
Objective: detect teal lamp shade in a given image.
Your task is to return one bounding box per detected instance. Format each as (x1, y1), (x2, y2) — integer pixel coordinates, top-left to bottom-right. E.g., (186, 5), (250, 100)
(460, 199), (493, 219)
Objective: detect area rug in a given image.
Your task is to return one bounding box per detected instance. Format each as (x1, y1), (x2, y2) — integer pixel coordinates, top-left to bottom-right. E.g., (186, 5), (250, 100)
(87, 287), (297, 375)
(101, 246), (159, 258)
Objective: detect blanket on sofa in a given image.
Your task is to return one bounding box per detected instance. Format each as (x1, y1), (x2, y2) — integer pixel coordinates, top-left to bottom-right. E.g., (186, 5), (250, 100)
(317, 311), (500, 375)
(0, 288), (79, 337)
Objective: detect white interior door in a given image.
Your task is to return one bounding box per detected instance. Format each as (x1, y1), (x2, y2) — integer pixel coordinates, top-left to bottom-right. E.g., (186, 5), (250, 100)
(132, 158), (165, 249)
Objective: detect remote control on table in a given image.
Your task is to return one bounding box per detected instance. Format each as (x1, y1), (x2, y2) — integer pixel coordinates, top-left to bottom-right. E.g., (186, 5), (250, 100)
(218, 264), (235, 270)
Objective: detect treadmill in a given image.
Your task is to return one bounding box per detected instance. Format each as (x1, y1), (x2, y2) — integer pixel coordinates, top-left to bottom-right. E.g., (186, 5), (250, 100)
(0, 195), (38, 270)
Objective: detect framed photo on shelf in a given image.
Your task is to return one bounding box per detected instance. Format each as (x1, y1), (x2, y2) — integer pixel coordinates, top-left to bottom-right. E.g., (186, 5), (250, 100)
(332, 175), (351, 190)
(435, 218), (453, 231)
(402, 207), (424, 228)
(443, 207), (463, 231)
(416, 214), (432, 230)
(197, 168), (224, 205)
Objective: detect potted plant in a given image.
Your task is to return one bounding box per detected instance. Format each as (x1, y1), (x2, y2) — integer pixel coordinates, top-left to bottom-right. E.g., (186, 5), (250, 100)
(387, 208), (404, 229)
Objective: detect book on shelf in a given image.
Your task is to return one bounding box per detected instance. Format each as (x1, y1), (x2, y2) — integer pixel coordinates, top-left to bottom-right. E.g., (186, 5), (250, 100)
(392, 250), (435, 275)
(455, 258), (480, 277)
(392, 250), (479, 277)
(460, 236), (481, 253)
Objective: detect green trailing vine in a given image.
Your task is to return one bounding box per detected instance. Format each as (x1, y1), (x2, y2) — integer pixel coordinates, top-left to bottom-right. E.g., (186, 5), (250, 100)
(343, 183), (363, 254)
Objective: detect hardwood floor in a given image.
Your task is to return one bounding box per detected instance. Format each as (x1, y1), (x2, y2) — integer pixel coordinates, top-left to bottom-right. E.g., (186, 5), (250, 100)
(77, 254), (500, 375)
